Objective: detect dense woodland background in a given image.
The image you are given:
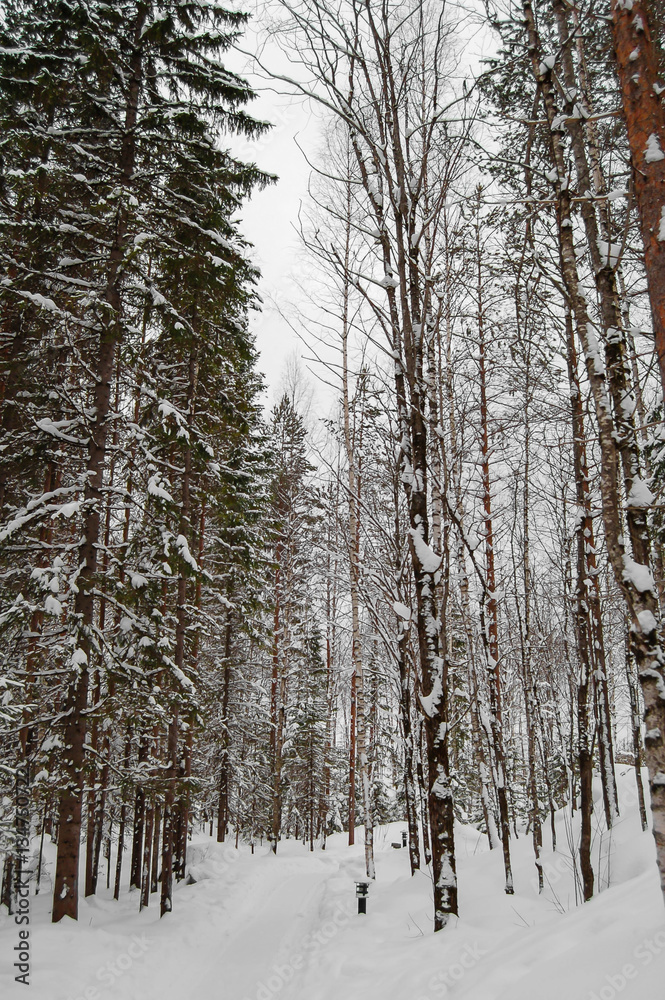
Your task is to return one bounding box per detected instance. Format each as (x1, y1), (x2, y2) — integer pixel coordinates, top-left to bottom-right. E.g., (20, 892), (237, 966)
(3, 0), (665, 938)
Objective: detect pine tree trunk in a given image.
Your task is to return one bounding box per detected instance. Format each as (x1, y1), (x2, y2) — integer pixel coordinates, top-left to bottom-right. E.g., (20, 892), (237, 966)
(160, 712), (179, 917)
(20, 462), (57, 761)
(113, 733), (131, 901)
(161, 342), (198, 915)
(140, 801), (154, 911)
(51, 668), (88, 922)
(114, 803), (126, 902)
(151, 802), (161, 894)
(611, 0), (665, 395)
(85, 698), (101, 897)
(91, 744), (110, 897)
(51, 8), (146, 922)
(175, 730), (192, 882)
(130, 739), (148, 891)
(86, 379), (120, 900)
(217, 616), (233, 843)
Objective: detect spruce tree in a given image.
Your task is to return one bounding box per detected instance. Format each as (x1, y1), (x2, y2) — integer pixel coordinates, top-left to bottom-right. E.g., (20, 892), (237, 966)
(0, 0), (270, 921)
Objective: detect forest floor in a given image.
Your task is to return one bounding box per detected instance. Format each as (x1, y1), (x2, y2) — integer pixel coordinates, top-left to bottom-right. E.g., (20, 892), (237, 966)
(1, 768), (665, 1000)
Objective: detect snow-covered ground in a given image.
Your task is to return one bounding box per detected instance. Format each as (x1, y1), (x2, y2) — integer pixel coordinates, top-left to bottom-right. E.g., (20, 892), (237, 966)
(2, 768), (664, 1000)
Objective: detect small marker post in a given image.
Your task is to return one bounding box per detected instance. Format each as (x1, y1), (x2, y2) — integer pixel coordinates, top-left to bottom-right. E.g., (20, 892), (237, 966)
(401, 829), (407, 848)
(355, 880), (370, 914)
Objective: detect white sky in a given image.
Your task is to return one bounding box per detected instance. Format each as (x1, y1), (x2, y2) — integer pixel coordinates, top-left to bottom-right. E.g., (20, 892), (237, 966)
(227, 12), (328, 412)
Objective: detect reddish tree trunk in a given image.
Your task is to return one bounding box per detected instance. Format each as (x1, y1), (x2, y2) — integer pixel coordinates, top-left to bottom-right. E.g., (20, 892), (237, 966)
(611, 0), (665, 396)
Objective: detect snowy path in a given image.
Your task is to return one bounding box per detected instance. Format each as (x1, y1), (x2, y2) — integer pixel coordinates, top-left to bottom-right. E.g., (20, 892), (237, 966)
(195, 863), (337, 1000)
(3, 772), (665, 1000)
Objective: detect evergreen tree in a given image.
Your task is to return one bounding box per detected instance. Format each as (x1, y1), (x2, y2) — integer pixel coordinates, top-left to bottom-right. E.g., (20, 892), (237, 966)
(0, 0), (271, 921)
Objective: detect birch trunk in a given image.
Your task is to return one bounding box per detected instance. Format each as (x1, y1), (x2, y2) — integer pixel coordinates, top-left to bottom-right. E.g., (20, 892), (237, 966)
(341, 230), (374, 877)
(566, 310), (596, 901)
(476, 220), (514, 895)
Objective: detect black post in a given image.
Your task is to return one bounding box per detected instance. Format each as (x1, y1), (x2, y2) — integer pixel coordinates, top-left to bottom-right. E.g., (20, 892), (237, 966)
(355, 880), (369, 914)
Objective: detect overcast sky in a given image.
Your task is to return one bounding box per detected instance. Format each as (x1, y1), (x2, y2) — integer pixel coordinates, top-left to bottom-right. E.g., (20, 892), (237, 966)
(226, 10), (327, 412)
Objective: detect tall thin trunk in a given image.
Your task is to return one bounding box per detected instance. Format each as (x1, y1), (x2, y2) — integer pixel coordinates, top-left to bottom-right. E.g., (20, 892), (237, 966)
(161, 343), (198, 916)
(217, 613), (233, 843)
(85, 358), (121, 899)
(20, 462), (57, 763)
(175, 730), (192, 882)
(321, 505), (338, 851)
(626, 631), (649, 832)
(397, 633), (420, 875)
(416, 725), (432, 868)
(348, 669), (357, 846)
(341, 247), (374, 877)
(565, 311), (595, 901)
(130, 738), (148, 891)
(175, 503), (205, 877)
(611, 0), (665, 396)
(113, 733), (132, 901)
(90, 749), (110, 898)
(140, 800), (154, 911)
(476, 215), (513, 895)
(84, 673), (102, 898)
(270, 548), (283, 853)
(52, 8), (147, 923)
(520, 412), (543, 891)
(151, 802), (161, 894)
(160, 711), (179, 917)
